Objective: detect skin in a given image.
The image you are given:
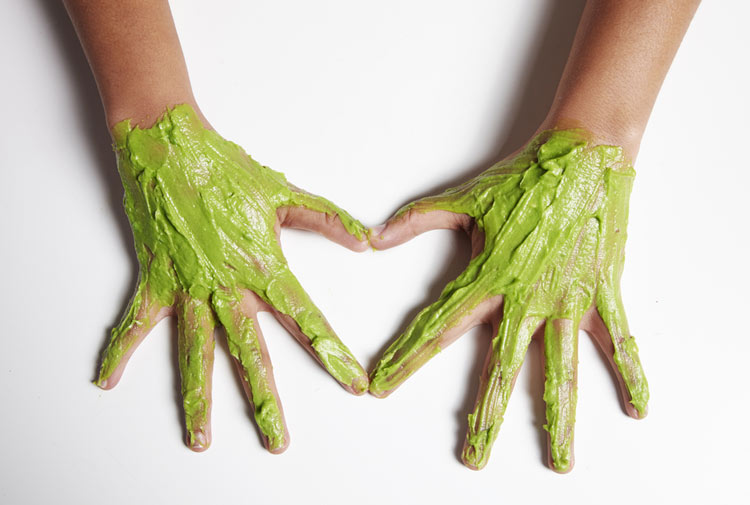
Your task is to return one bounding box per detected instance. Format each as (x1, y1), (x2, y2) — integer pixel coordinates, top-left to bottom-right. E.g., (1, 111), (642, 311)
(63, 0), (204, 129)
(65, 0), (700, 469)
(370, 128), (645, 471)
(101, 105), (369, 452)
(63, 0), (370, 453)
(369, 0), (700, 473)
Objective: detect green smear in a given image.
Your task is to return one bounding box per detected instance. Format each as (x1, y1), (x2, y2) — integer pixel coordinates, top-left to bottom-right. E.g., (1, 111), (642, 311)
(370, 129), (649, 471)
(98, 104), (368, 449)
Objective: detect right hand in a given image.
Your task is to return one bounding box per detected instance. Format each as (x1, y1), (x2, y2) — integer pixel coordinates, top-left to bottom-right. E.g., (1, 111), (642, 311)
(369, 129), (649, 472)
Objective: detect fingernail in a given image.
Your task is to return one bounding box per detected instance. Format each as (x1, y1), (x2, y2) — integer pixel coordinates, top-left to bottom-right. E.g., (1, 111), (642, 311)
(351, 375), (369, 395)
(368, 377), (390, 398)
(371, 224), (386, 237)
(636, 404), (648, 419)
(267, 434), (289, 454)
(191, 431), (208, 451)
(97, 379), (108, 389)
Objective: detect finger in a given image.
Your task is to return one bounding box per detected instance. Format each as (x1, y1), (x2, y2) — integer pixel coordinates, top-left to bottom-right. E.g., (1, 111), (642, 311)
(283, 186), (368, 250)
(462, 301), (542, 470)
(592, 163), (648, 418)
(97, 280), (170, 389)
(213, 291), (290, 454)
(591, 284), (649, 418)
(542, 317), (580, 473)
(372, 158), (536, 250)
(370, 205), (470, 250)
(176, 295), (216, 452)
(265, 270), (369, 395)
(369, 273), (495, 398)
(278, 205), (368, 252)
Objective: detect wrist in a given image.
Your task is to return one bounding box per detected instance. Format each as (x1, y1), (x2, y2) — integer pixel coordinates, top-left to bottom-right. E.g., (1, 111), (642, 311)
(537, 106), (645, 162)
(105, 94), (209, 133)
(104, 83), (203, 126)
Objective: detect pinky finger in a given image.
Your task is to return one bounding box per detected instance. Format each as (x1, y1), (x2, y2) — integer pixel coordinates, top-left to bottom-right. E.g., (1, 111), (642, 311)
(97, 280), (170, 390)
(592, 285), (649, 418)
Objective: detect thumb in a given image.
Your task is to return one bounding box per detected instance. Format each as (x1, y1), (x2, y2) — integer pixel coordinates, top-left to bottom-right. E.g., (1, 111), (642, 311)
(278, 205), (369, 252)
(370, 206), (470, 250)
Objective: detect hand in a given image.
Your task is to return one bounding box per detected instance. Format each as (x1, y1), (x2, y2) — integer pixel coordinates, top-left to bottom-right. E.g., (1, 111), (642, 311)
(97, 104), (370, 453)
(369, 129), (648, 472)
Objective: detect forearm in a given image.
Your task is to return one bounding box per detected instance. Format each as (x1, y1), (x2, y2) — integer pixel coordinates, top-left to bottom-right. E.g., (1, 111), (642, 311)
(539, 0), (700, 158)
(63, 0), (203, 129)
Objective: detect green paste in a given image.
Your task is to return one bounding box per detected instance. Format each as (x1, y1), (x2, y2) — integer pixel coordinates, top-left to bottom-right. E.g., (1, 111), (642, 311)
(369, 130), (649, 472)
(97, 104), (368, 451)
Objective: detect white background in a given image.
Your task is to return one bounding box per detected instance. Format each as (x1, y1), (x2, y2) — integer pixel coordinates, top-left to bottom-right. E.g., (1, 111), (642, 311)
(2, 1), (748, 504)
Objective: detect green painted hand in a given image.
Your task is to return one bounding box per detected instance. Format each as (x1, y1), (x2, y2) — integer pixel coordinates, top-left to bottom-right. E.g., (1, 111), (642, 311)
(97, 105), (369, 453)
(369, 130), (649, 472)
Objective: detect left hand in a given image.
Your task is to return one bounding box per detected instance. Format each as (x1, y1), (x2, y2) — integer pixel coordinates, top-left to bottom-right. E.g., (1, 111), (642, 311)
(369, 129), (649, 472)
(98, 104), (370, 454)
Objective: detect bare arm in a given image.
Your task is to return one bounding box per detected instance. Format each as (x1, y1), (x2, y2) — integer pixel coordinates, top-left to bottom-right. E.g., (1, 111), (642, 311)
(63, 0), (205, 128)
(369, 0), (701, 473)
(540, 0), (701, 158)
(63, 0), (370, 455)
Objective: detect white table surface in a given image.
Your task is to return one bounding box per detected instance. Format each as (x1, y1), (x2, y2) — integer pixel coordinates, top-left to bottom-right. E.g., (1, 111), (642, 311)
(2, 1), (748, 504)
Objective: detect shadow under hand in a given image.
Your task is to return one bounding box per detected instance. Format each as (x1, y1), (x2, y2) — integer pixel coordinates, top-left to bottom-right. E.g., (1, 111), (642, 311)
(391, 0), (586, 208)
(494, 0), (587, 160)
(34, 1), (141, 371)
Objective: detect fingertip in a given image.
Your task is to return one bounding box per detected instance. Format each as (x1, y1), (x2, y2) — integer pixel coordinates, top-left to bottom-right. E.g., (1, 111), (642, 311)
(337, 219), (371, 253)
(329, 229), (369, 253)
(462, 461), (482, 471)
(367, 380), (393, 399)
(369, 211), (424, 250)
(619, 380), (648, 419)
(188, 430), (210, 452)
(266, 433), (290, 454)
(268, 444), (288, 455)
(337, 232), (369, 252)
(461, 446), (487, 471)
(628, 402), (648, 420)
(367, 223), (394, 250)
(95, 370), (121, 390)
(549, 460), (575, 474)
(546, 436), (575, 473)
(349, 375), (369, 396)
(367, 372), (394, 398)
(349, 237), (370, 253)
(369, 224), (386, 240)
